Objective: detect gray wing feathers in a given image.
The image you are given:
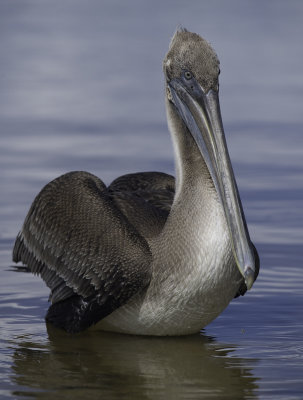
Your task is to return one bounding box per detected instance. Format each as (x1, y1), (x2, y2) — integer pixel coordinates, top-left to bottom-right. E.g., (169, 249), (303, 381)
(109, 171), (175, 212)
(13, 171), (152, 306)
(108, 172), (175, 239)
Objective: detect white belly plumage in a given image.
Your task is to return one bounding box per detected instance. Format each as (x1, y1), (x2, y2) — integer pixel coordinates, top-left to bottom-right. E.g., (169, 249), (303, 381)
(95, 208), (242, 336)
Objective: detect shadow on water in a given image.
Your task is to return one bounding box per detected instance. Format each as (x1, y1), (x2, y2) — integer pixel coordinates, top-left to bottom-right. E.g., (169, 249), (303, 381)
(10, 327), (259, 399)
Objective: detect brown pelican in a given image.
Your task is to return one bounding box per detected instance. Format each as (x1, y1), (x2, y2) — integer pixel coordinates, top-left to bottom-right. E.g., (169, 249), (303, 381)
(13, 29), (259, 335)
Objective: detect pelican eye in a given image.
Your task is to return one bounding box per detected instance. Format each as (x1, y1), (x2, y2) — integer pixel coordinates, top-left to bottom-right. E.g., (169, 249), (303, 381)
(184, 71), (192, 80)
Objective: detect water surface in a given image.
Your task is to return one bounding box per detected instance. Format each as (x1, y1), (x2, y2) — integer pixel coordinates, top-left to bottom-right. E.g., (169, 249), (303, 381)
(1, 1), (303, 399)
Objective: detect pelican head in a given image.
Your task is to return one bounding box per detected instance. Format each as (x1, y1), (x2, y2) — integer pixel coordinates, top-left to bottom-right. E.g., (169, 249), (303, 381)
(164, 29), (257, 290)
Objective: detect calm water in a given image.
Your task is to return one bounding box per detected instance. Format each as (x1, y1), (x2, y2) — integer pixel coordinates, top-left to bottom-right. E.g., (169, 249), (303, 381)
(1, 1), (303, 399)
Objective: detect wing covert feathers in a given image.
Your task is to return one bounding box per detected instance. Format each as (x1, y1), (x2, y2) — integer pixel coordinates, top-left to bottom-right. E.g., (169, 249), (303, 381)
(13, 171), (152, 330)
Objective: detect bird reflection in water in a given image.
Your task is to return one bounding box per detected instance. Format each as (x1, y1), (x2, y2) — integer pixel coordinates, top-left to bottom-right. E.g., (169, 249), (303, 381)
(11, 328), (259, 399)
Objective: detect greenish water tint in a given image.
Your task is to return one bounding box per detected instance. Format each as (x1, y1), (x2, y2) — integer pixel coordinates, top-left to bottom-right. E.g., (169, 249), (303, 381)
(1, 1), (303, 398)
